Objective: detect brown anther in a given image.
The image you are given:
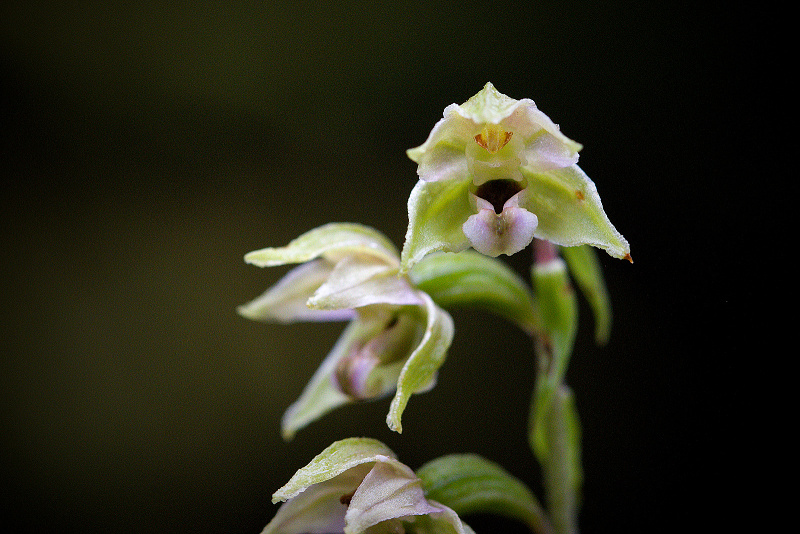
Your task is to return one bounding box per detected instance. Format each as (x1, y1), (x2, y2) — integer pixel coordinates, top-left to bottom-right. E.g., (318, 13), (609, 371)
(474, 125), (513, 154)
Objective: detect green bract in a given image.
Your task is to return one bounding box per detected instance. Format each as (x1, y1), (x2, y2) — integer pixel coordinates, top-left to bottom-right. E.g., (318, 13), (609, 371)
(264, 438), (475, 534)
(238, 223), (454, 438)
(401, 82), (630, 271)
(409, 250), (538, 336)
(561, 244), (613, 345)
(417, 453), (551, 534)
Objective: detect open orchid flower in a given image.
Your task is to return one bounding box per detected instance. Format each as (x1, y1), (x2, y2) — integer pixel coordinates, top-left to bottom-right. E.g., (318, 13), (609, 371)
(401, 82), (630, 271)
(238, 223), (454, 438)
(262, 438), (475, 534)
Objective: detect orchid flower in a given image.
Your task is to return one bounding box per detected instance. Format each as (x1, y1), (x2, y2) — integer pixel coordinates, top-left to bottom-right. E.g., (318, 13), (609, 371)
(401, 82), (630, 271)
(262, 438), (475, 534)
(238, 223), (454, 438)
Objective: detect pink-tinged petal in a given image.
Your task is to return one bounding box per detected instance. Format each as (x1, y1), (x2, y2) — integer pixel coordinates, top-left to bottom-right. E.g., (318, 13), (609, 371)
(407, 105), (476, 164)
(261, 476), (350, 534)
(332, 347), (380, 400)
(345, 460), (442, 534)
(333, 312), (422, 400)
(308, 257), (423, 311)
(237, 260), (356, 323)
(505, 100), (581, 147)
(415, 143), (470, 183)
(518, 131), (581, 172)
(462, 193), (539, 257)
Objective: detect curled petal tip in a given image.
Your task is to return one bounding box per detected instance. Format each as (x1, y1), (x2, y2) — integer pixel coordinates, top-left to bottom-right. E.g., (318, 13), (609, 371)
(624, 253), (633, 264)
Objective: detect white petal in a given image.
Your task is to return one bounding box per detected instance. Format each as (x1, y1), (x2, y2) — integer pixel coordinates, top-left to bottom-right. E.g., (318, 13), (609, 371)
(308, 257), (423, 311)
(518, 131), (581, 171)
(237, 260), (356, 323)
(261, 475), (352, 534)
(345, 461), (441, 534)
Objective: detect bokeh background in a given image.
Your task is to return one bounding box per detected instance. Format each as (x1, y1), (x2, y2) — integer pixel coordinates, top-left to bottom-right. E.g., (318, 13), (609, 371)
(2, 2), (752, 533)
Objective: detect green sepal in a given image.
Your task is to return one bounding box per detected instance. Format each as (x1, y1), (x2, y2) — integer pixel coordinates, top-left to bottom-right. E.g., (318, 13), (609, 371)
(561, 244), (612, 345)
(279, 320), (367, 441)
(386, 292), (454, 433)
(409, 250), (538, 335)
(522, 165), (630, 261)
(244, 222), (400, 268)
(416, 454), (551, 534)
(400, 178), (474, 273)
(272, 437), (396, 503)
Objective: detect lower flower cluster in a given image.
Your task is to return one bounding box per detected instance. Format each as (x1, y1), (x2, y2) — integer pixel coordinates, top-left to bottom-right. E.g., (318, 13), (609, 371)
(263, 438), (474, 534)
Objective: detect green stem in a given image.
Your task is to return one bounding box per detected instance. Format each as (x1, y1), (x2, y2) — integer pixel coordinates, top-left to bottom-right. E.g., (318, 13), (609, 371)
(542, 385), (580, 534)
(529, 239), (582, 534)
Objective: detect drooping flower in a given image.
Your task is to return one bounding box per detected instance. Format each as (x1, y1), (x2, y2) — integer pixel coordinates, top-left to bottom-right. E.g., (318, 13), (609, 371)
(262, 437), (475, 534)
(401, 82), (630, 271)
(238, 223), (453, 438)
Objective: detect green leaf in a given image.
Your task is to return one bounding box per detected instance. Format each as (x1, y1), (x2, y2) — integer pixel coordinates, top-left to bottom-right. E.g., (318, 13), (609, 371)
(561, 244), (612, 345)
(410, 250), (539, 335)
(416, 454), (551, 534)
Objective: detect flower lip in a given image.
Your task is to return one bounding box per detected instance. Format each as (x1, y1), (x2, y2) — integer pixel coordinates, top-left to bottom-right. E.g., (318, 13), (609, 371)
(462, 191), (539, 257)
(332, 312), (419, 401)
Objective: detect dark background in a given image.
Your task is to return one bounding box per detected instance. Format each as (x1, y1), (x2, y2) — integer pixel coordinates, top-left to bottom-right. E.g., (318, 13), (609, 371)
(2, 2), (756, 533)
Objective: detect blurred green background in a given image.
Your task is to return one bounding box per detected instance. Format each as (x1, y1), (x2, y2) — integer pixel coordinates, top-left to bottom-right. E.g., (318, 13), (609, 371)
(2, 2), (747, 533)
